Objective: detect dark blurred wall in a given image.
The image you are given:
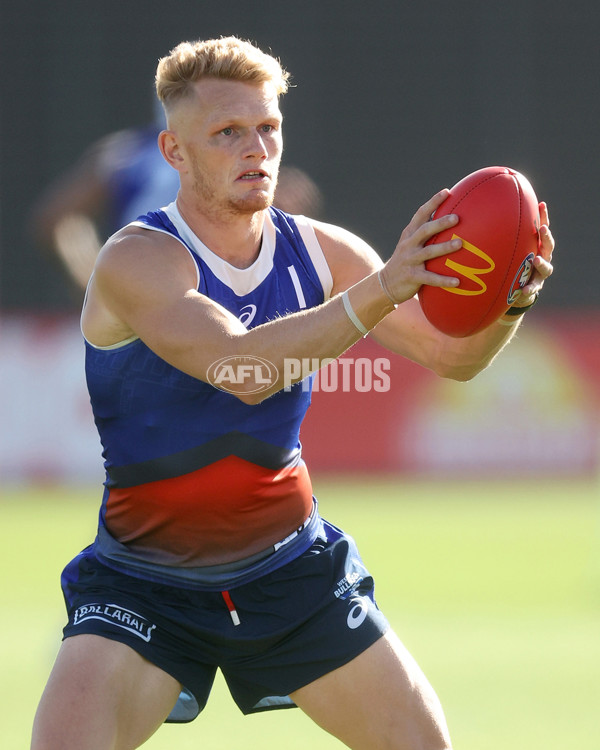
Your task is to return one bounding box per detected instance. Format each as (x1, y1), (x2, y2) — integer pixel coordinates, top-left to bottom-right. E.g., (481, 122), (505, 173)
(2, 0), (598, 310)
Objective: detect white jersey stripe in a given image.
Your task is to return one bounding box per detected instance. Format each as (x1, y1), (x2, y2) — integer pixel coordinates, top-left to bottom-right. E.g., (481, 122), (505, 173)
(292, 215), (334, 300)
(287, 265), (307, 309)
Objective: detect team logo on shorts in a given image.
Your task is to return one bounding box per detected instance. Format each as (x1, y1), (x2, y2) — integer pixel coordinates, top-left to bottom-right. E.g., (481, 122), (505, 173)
(72, 603), (156, 642)
(334, 571), (362, 599)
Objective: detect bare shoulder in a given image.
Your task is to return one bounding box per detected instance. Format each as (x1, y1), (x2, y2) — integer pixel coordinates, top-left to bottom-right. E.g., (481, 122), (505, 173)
(83, 225), (198, 347)
(309, 219), (384, 295)
(94, 226), (197, 287)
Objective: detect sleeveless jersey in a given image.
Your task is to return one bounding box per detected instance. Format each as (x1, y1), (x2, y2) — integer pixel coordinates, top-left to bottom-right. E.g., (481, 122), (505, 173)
(85, 203), (333, 588)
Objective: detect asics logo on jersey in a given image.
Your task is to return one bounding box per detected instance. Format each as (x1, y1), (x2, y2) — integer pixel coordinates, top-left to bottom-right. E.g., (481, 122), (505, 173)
(238, 304), (257, 327)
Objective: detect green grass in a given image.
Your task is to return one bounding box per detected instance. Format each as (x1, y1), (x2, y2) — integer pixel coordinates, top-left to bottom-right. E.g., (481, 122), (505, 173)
(2, 477), (599, 749)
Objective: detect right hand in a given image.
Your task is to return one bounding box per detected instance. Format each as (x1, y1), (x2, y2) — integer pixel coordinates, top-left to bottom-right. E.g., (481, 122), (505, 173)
(379, 189), (462, 304)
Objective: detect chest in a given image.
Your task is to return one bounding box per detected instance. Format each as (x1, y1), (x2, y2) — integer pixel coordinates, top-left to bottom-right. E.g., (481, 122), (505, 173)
(194, 243), (324, 329)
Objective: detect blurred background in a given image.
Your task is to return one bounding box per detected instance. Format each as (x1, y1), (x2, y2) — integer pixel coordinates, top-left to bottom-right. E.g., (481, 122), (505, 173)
(2, 0), (599, 310)
(1, 2), (599, 748)
(1, 0), (598, 482)
(0, 0), (600, 480)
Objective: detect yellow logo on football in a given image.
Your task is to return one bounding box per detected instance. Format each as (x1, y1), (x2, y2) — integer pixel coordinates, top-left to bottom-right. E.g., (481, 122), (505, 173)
(443, 235), (496, 296)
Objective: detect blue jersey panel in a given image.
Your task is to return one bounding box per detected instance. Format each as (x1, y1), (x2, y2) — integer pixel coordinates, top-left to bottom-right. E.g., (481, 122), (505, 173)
(87, 207), (324, 474)
(84, 205), (328, 583)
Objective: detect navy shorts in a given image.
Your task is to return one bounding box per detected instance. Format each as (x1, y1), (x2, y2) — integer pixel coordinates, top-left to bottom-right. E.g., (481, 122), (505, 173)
(61, 518), (389, 720)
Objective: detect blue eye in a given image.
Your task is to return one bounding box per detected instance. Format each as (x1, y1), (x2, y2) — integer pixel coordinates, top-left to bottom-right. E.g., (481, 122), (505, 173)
(221, 127), (234, 136)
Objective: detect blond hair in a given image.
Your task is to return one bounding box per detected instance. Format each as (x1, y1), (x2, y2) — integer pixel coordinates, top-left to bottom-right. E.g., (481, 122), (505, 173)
(156, 36), (290, 111)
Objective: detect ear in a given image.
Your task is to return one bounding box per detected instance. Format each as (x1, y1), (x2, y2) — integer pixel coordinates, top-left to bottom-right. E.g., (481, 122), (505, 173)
(158, 130), (186, 173)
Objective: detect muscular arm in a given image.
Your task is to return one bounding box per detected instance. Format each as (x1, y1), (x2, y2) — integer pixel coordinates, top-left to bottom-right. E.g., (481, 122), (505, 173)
(314, 203), (554, 381)
(83, 191), (458, 402)
(84, 226), (395, 404)
(83, 191), (553, 404)
(314, 224), (521, 382)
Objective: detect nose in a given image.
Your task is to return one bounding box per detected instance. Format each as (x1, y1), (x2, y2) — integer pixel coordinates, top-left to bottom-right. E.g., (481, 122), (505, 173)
(243, 129), (269, 159)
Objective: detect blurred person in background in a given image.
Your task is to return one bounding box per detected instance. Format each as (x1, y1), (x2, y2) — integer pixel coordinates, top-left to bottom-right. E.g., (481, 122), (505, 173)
(30, 36), (553, 750)
(31, 101), (322, 293)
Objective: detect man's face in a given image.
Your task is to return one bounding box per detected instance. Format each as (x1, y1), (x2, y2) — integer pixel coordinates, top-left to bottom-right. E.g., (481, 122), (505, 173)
(170, 78), (283, 216)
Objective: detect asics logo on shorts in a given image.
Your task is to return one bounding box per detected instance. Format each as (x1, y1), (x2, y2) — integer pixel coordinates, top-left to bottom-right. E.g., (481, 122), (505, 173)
(73, 603), (156, 642)
(346, 596), (369, 630)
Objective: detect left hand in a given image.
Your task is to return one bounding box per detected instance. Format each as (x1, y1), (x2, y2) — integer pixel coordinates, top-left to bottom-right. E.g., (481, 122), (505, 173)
(510, 201), (554, 309)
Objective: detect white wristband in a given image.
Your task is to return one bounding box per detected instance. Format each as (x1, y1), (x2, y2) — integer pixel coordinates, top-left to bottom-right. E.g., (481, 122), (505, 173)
(341, 291), (369, 336)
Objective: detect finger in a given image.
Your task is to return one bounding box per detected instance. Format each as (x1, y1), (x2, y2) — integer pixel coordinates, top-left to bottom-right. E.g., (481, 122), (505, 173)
(516, 275), (543, 302)
(538, 201), (549, 227)
(513, 288), (537, 306)
(418, 237), (462, 289)
(520, 258), (553, 299)
(518, 281), (542, 301)
(533, 254), (554, 280)
(422, 188), (451, 219)
(410, 212), (459, 247)
(423, 271), (460, 289)
(539, 224), (554, 260)
(404, 189), (451, 236)
(425, 235), (463, 261)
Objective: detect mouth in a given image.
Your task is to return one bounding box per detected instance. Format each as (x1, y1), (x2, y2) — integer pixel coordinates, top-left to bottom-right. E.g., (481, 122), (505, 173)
(238, 170), (269, 182)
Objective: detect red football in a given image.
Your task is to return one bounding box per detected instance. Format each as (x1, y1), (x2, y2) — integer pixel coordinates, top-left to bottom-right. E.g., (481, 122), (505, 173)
(418, 166), (541, 337)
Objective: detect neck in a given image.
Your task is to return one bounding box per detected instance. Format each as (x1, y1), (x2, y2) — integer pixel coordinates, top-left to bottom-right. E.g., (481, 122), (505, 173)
(175, 193), (267, 269)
